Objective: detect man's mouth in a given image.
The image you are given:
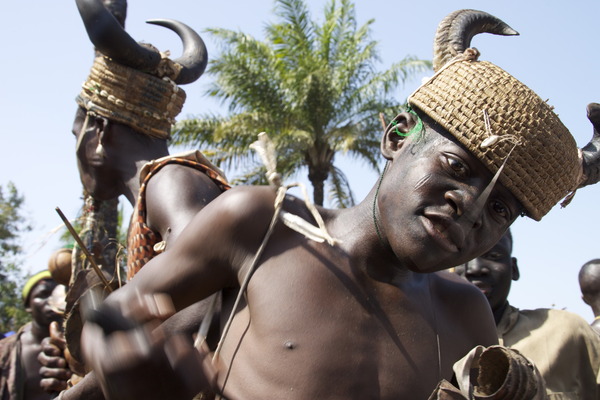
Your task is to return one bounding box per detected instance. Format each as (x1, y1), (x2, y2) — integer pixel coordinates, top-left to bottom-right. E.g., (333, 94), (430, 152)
(470, 280), (491, 296)
(421, 213), (463, 253)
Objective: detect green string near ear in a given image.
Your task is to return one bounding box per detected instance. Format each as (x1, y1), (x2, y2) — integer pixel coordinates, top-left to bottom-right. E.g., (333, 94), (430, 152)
(392, 107), (424, 137)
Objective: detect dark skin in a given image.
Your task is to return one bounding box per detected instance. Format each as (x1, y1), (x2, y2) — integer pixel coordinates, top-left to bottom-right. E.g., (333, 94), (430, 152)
(43, 107), (226, 400)
(82, 110), (524, 399)
(579, 259), (600, 333)
(18, 279), (66, 400)
(453, 231), (518, 324)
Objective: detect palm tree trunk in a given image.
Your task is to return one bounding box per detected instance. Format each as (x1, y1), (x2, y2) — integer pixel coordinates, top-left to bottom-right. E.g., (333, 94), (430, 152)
(312, 179), (325, 206)
(308, 164), (329, 206)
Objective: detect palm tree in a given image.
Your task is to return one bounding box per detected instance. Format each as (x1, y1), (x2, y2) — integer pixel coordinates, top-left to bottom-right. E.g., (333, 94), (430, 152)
(173, 0), (431, 207)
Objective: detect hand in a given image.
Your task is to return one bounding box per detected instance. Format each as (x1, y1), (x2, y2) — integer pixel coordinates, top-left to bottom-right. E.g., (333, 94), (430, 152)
(38, 321), (72, 393)
(81, 294), (216, 400)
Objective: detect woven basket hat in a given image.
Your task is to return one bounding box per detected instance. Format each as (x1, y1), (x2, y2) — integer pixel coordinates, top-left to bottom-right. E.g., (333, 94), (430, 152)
(408, 56), (580, 221)
(76, 56), (186, 139)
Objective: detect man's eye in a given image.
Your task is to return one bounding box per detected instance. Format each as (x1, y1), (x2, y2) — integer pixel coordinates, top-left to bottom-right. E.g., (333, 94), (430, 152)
(446, 156), (468, 178)
(490, 199), (509, 219)
(485, 251), (503, 260)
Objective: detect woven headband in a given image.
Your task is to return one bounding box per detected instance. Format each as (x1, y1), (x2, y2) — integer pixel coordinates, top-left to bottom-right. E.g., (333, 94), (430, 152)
(76, 56), (187, 139)
(22, 270), (53, 306)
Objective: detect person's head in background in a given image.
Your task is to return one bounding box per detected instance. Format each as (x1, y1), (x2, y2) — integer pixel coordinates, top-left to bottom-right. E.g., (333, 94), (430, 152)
(579, 258), (600, 331)
(453, 229), (518, 324)
(22, 270), (61, 331)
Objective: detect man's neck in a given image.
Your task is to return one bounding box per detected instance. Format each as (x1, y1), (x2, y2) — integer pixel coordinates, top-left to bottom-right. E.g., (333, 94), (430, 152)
(493, 301), (509, 325)
(28, 320), (50, 342)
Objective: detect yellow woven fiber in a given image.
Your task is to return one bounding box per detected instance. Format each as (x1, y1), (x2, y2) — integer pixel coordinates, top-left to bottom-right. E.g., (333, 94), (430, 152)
(77, 57), (186, 139)
(409, 60), (580, 221)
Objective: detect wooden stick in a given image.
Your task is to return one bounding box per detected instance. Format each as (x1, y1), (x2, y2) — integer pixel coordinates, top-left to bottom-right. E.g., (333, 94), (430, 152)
(55, 207), (113, 292)
(379, 112), (387, 133)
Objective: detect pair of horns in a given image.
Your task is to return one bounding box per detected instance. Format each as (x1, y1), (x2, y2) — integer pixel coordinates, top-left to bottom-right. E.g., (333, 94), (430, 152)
(434, 9), (600, 190)
(76, 0), (207, 84)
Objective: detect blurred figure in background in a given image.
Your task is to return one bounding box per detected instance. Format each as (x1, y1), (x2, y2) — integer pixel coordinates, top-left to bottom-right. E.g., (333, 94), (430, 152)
(0, 271), (70, 400)
(455, 229), (600, 399)
(579, 259), (600, 334)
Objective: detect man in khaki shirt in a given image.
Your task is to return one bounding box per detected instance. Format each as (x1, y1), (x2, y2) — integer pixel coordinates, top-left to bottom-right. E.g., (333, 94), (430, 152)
(455, 229), (600, 399)
(579, 259), (600, 335)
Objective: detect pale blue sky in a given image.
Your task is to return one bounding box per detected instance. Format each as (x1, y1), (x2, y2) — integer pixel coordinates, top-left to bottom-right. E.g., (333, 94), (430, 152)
(2, 0), (600, 321)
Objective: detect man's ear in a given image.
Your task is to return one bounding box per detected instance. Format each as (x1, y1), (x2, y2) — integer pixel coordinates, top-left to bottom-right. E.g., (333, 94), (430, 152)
(380, 112), (419, 160)
(582, 294), (591, 306)
(511, 257), (520, 281)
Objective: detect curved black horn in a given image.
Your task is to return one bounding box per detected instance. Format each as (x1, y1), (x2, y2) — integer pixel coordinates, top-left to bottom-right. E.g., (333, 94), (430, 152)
(101, 0), (127, 28)
(432, 9), (519, 72)
(146, 19), (208, 85)
(76, 0), (161, 72)
(579, 103), (600, 188)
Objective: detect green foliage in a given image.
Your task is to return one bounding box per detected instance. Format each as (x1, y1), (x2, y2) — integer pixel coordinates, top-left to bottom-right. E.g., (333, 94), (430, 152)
(173, 0), (431, 207)
(0, 182), (32, 334)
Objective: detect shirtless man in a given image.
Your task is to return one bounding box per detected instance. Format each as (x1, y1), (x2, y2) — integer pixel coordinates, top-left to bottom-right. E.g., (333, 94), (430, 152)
(80, 9), (600, 400)
(0, 271), (68, 400)
(579, 259), (600, 334)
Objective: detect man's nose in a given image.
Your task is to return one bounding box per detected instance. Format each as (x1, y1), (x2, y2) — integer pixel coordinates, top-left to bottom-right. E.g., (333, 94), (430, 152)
(464, 258), (488, 275)
(444, 188), (484, 230)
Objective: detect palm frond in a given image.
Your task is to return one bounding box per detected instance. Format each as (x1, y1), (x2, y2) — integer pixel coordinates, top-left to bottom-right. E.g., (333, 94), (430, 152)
(177, 0), (431, 206)
(328, 165), (355, 208)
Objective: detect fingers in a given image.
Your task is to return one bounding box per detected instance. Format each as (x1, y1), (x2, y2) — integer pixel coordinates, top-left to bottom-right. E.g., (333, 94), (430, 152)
(82, 317), (216, 400)
(38, 348), (68, 368)
(40, 336), (63, 359)
(39, 377), (69, 393)
(164, 335), (217, 395)
(82, 320), (164, 400)
(122, 291), (176, 323)
(49, 321), (66, 350)
(82, 322), (155, 372)
(39, 369), (71, 392)
(39, 345), (72, 394)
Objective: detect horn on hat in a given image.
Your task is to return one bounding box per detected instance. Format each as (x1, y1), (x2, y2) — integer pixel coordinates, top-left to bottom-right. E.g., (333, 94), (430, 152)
(76, 0), (207, 84)
(432, 9), (600, 194)
(432, 9), (519, 72)
(76, 0), (161, 71)
(579, 103), (600, 188)
(147, 19), (208, 84)
(101, 0), (127, 28)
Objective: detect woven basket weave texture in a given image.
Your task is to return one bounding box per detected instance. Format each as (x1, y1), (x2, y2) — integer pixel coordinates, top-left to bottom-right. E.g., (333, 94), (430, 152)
(409, 60), (580, 220)
(77, 57), (186, 139)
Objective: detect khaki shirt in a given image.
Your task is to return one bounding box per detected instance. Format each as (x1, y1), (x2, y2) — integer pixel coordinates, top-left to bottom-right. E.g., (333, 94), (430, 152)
(497, 304), (600, 400)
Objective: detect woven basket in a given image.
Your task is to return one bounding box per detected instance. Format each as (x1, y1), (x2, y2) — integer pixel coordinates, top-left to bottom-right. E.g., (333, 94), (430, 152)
(77, 57), (186, 139)
(409, 60), (580, 220)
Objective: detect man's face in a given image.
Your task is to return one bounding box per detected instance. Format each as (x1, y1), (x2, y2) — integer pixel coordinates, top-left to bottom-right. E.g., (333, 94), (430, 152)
(453, 233), (516, 311)
(27, 279), (61, 327)
(72, 107), (120, 200)
(377, 127), (522, 273)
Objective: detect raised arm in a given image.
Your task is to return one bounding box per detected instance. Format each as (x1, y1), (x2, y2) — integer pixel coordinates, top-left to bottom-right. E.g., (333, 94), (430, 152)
(118, 185), (277, 312)
(80, 186), (279, 399)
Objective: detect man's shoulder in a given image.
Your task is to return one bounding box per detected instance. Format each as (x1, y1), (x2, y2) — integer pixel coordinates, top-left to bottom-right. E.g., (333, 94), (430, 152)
(213, 185), (280, 213)
(432, 270), (488, 300)
(430, 271), (494, 321)
(514, 307), (599, 340)
(0, 327), (25, 365)
(430, 271), (498, 345)
(518, 307), (588, 325)
(182, 185), (283, 241)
